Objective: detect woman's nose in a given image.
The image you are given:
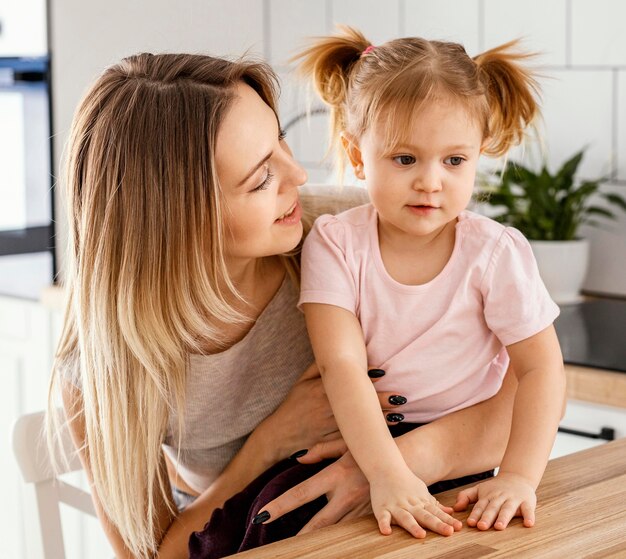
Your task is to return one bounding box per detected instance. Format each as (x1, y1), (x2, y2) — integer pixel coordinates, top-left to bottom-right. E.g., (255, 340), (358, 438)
(281, 144), (308, 189)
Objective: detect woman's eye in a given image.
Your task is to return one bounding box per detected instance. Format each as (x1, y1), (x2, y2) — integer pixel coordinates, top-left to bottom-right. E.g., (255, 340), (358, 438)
(251, 168), (274, 192)
(445, 156), (465, 166)
(393, 155), (415, 166)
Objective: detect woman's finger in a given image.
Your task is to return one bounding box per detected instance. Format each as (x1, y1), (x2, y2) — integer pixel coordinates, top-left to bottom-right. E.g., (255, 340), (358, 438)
(297, 438), (347, 464)
(299, 362), (321, 381)
(257, 474), (329, 524)
(298, 497), (351, 535)
(367, 368), (386, 383)
(376, 391), (407, 410)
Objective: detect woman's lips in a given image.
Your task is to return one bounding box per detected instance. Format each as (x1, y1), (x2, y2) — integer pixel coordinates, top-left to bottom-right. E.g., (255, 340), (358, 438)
(275, 200), (302, 225)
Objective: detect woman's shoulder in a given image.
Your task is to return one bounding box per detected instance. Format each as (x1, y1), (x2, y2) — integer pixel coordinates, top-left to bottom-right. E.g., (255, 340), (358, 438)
(300, 184), (369, 220)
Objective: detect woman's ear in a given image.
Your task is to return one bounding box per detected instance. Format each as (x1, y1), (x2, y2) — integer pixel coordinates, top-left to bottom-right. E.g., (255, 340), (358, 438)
(340, 132), (366, 180)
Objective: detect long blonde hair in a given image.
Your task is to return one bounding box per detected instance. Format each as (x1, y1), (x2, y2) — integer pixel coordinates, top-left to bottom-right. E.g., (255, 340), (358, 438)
(294, 26), (540, 177)
(47, 53), (283, 557)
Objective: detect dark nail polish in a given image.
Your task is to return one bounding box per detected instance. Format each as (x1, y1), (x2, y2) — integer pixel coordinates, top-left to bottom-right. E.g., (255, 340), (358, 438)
(289, 449), (308, 460)
(386, 413), (405, 423)
(388, 395), (407, 406)
(252, 510), (271, 525)
(368, 368), (386, 378)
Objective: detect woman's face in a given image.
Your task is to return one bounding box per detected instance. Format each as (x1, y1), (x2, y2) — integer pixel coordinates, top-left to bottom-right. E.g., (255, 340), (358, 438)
(216, 82), (307, 263)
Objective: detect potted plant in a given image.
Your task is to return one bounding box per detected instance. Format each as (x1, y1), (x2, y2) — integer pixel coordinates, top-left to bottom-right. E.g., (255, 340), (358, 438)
(481, 149), (626, 304)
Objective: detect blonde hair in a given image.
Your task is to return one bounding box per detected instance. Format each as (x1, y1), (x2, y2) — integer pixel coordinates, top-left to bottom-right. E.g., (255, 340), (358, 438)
(294, 26), (540, 177)
(47, 53), (285, 558)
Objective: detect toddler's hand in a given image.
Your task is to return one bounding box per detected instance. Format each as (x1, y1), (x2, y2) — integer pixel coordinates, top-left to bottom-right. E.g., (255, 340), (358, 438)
(370, 469), (462, 538)
(453, 472), (537, 530)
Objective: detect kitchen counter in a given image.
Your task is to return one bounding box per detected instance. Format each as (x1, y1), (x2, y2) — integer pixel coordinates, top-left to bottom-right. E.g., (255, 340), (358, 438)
(232, 438), (626, 559)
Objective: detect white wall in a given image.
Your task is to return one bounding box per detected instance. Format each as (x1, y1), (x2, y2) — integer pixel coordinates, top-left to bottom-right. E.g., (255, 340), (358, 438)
(50, 0), (626, 296)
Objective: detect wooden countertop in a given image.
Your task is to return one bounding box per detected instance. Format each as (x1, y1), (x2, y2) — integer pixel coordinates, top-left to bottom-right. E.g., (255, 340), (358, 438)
(231, 438), (626, 559)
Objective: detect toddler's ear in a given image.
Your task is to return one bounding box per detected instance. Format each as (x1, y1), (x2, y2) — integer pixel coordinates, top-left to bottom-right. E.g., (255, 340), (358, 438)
(340, 132), (366, 180)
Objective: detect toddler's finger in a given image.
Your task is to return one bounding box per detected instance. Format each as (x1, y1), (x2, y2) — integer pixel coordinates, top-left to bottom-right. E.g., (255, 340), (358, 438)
(430, 504), (462, 531)
(436, 501), (455, 514)
(453, 486), (478, 511)
(395, 509), (427, 539)
(413, 508), (454, 537)
(520, 501), (536, 528)
(377, 510), (393, 536)
(476, 499), (505, 531)
(466, 497), (488, 527)
(494, 501), (518, 531)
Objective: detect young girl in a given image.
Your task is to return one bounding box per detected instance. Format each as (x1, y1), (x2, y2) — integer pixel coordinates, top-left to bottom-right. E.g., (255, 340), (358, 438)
(295, 27), (565, 538)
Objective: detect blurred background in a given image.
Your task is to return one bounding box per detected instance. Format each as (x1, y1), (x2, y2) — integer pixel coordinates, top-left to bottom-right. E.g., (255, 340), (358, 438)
(1, 1), (626, 557)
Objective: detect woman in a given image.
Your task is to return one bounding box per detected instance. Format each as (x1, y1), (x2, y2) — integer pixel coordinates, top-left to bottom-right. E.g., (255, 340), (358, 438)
(47, 52), (516, 559)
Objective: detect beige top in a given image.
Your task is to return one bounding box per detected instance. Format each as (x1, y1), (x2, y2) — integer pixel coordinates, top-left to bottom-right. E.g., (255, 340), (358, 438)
(62, 185), (369, 494)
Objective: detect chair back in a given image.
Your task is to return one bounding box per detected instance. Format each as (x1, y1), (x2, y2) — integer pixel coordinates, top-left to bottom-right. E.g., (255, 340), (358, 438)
(12, 410), (96, 559)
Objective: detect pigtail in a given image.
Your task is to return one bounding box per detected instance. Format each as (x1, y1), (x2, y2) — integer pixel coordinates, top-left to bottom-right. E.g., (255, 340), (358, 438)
(473, 40), (540, 157)
(292, 25), (371, 177)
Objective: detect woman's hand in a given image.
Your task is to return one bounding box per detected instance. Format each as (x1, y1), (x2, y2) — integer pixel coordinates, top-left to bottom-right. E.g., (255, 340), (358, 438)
(256, 451), (373, 534)
(258, 363), (339, 463)
(259, 365), (407, 463)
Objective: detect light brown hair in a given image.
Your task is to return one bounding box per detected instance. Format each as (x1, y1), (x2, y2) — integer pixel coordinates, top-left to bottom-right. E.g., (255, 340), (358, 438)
(48, 52), (284, 558)
(294, 25), (540, 177)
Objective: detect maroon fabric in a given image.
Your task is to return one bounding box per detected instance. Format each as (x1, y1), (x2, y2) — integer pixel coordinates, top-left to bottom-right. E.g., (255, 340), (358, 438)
(188, 423), (494, 559)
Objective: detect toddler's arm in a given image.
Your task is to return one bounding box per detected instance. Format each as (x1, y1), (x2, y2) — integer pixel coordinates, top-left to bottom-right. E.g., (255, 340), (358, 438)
(454, 324), (565, 530)
(303, 302), (461, 538)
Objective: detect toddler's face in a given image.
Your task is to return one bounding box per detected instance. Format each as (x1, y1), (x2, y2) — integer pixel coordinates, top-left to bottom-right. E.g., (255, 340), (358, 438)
(350, 98), (483, 243)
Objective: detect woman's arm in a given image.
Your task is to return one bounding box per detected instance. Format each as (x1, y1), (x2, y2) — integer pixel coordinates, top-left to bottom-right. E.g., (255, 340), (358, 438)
(61, 362), (340, 559)
(258, 365), (519, 533)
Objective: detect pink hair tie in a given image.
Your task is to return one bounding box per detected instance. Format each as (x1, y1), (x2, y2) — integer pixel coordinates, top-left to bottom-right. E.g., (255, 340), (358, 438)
(361, 45), (376, 57)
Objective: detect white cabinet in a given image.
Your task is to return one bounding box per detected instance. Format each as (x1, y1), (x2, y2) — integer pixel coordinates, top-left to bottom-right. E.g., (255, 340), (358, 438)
(0, 0), (47, 57)
(551, 399), (626, 459)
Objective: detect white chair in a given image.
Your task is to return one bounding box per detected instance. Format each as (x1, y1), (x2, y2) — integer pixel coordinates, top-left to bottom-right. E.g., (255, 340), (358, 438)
(12, 410), (97, 559)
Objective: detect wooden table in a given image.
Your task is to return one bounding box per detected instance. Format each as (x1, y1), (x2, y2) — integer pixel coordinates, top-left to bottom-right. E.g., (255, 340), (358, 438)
(231, 438), (626, 558)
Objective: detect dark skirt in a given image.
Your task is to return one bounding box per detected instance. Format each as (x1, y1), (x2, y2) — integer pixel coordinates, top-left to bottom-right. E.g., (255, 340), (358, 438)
(188, 422), (493, 559)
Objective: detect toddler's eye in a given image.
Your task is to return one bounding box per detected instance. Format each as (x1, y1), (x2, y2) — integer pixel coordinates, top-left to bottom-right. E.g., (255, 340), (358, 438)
(393, 155), (416, 166)
(445, 156), (465, 166)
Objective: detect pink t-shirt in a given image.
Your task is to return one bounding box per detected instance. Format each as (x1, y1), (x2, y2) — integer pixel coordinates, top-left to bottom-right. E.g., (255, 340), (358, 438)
(299, 203), (560, 423)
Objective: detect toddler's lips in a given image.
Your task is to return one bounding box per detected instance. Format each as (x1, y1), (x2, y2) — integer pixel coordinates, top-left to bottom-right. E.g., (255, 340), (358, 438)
(407, 204), (438, 214)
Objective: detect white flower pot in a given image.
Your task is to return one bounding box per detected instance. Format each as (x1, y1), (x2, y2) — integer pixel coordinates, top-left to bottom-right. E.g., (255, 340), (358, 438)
(529, 239), (590, 305)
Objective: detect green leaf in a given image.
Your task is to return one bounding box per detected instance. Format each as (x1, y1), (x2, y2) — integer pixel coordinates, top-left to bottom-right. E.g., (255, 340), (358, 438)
(480, 147), (621, 239)
(602, 193), (626, 212)
(585, 206), (616, 219)
(554, 150), (584, 192)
